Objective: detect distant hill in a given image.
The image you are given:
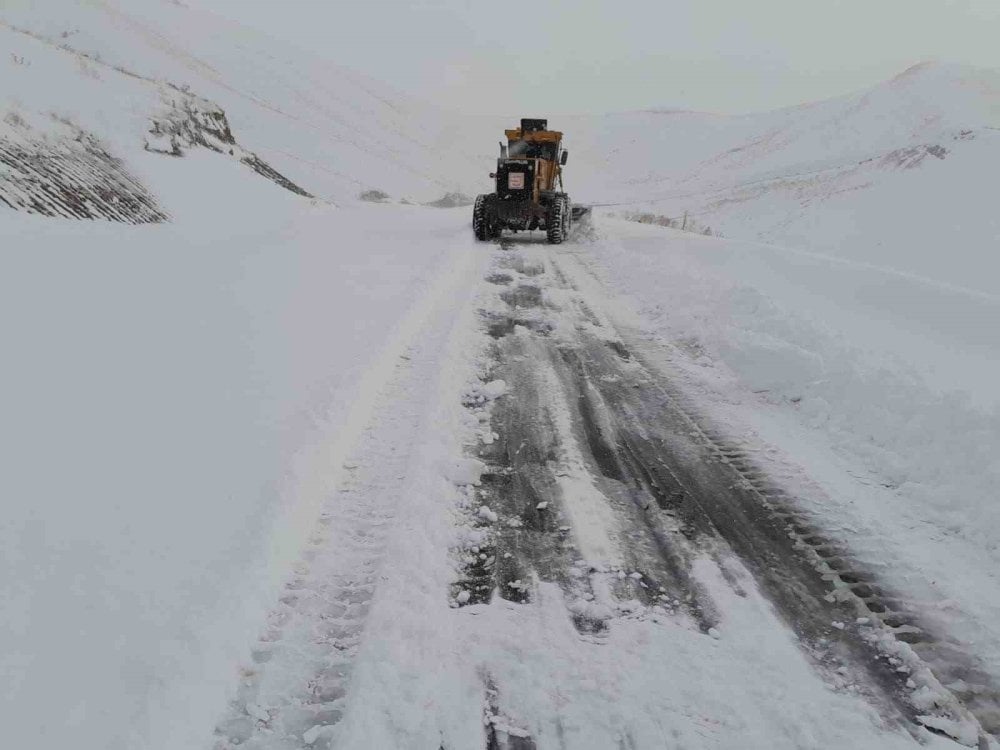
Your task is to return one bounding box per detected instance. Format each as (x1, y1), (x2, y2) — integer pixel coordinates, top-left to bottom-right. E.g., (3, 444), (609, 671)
(566, 61), (1000, 296)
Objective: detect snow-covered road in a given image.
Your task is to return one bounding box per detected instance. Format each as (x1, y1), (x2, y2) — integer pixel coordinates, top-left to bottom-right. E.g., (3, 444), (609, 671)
(5, 205), (997, 750)
(207, 213), (996, 749)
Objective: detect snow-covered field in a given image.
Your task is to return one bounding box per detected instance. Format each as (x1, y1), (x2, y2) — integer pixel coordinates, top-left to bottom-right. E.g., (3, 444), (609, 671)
(3, 1), (999, 748)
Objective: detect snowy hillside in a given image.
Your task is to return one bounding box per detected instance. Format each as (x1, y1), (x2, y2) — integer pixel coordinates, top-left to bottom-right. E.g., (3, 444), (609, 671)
(0, 0), (493, 212)
(568, 61), (1000, 297)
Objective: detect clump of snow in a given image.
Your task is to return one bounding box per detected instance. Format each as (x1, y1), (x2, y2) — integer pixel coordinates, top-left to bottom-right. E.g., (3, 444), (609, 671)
(464, 379), (508, 404)
(302, 725), (322, 744)
(481, 379), (508, 399)
(426, 191), (474, 208)
(477, 505), (499, 523)
(245, 703), (269, 723)
(444, 457), (487, 486)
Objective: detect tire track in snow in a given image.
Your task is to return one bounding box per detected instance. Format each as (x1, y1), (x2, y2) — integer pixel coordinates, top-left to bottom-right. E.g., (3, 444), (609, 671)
(213, 341), (452, 749)
(550, 244), (1000, 748)
(444, 234), (946, 749)
(211, 236), (484, 750)
(468, 244), (720, 634)
(454, 263), (584, 613)
(454, 234), (982, 746)
(456, 250), (658, 640)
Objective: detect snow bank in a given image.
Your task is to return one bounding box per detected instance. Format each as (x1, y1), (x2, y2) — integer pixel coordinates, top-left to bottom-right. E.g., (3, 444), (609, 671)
(564, 216), (1000, 692)
(0, 187), (475, 750)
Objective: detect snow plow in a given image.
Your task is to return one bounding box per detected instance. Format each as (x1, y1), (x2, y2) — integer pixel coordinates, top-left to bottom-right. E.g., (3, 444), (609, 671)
(473, 118), (589, 244)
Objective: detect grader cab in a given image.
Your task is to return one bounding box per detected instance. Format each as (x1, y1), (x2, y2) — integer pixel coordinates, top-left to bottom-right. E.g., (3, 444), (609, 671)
(472, 118), (584, 244)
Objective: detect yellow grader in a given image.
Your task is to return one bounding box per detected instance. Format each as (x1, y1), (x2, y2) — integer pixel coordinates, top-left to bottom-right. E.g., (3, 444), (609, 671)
(472, 118), (585, 244)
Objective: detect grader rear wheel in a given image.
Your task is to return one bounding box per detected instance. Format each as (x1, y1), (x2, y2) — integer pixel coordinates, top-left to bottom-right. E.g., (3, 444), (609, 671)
(473, 194), (493, 241)
(473, 194), (501, 241)
(546, 196), (569, 244)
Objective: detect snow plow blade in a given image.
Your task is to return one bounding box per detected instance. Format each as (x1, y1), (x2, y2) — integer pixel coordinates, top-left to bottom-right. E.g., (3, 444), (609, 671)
(571, 204), (591, 221)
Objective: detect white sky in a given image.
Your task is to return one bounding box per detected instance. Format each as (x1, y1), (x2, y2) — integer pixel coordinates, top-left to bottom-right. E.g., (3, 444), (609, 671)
(186, 0), (1000, 115)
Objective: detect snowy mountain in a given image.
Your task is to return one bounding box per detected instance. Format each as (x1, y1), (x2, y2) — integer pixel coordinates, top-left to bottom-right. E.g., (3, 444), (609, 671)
(568, 61), (1000, 297)
(0, 0), (493, 215)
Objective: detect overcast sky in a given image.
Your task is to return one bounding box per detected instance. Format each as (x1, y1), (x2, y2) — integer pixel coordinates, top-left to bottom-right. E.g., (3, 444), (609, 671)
(186, 0), (1000, 115)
